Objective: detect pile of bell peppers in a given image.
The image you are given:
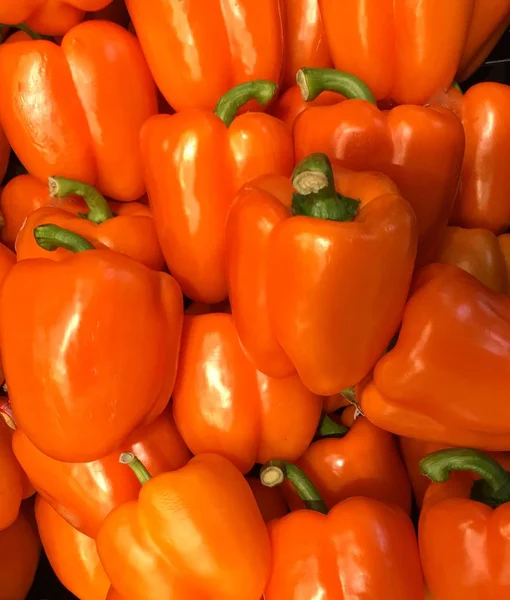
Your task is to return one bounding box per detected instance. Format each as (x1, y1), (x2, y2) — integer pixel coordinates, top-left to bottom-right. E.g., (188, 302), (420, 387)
(0, 1), (509, 599)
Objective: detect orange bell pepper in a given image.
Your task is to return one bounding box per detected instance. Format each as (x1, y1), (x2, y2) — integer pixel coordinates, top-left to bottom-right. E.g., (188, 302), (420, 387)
(260, 460), (424, 598)
(0, 1), (112, 35)
(0, 20), (157, 201)
(247, 477), (289, 523)
(293, 68), (465, 266)
(16, 177), (165, 270)
(172, 312), (322, 474)
(434, 226), (509, 293)
(269, 86), (342, 130)
(0, 225), (183, 462)
(362, 263), (510, 450)
(0, 418), (25, 531)
(97, 452), (271, 600)
(447, 83), (510, 234)
(500, 234), (510, 287)
(0, 123), (9, 184)
(280, 0), (331, 89)
(0, 511), (40, 600)
(283, 416), (412, 514)
(318, 0), (476, 105)
(35, 496), (109, 600)
(13, 407), (190, 538)
(226, 154), (417, 394)
(125, 0), (283, 111)
(0, 242), (15, 384)
(419, 448), (510, 598)
(456, 0), (510, 82)
(140, 80), (293, 303)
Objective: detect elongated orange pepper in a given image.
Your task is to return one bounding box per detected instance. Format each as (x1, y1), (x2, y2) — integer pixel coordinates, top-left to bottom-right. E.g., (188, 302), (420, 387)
(293, 68), (465, 266)
(0, 243), (15, 384)
(0, 123), (8, 184)
(141, 80), (294, 303)
(16, 177), (165, 270)
(36, 496), (110, 600)
(0, 20), (157, 201)
(97, 452), (271, 600)
(125, 0), (283, 111)
(260, 460), (424, 599)
(0, 1), (112, 35)
(172, 312), (322, 474)
(362, 263), (510, 450)
(0, 225), (183, 462)
(226, 154), (417, 394)
(319, 0), (476, 105)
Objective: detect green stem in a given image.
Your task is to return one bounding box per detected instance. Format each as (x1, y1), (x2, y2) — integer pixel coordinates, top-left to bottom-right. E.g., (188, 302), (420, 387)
(292, 153), (360, 222)
(452, 81), (463, 94)
(420, 448), (510, 507)
(34, 224), (94, 253)
(318, 414), (348, 438)
(296, 68), (376, 104)
(260, 459), (327, 514)
(214, 80), (278, 127)
(49, 176), (113, 224)
(0, 23), (42, 40)
(119, 452), (152, 485)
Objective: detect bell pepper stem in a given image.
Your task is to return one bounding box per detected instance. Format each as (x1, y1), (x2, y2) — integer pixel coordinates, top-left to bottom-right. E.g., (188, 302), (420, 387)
(119, 452), (152, 485)
(318, 414), (348, 437)
(0, 23), (42, 40)
(0, 400), (16, 430)
(214, 80), (278, 127)
(34, 224), (95, 253)
(49, 176), (113, 224)
(292, 153), (360, 222)
(297, 68), (376, 105)
(452, 81), (463, 94)
(260, 459), (328, 514)
(420, 448), (510, 506)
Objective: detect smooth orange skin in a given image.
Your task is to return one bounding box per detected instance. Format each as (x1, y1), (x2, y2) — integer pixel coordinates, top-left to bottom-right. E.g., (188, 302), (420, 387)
(0, 250), (183, 462)
(35, 496), (109, 600)
(16, 203), (165, 271)
(318, 0), (475, 105)
(363, 263), (510, 450)
(0, 22), (157, 201)
(173, 313), (322, 474)
(0, 125), (9, 184)
(449, 83), (510, 234)
(0, 419), (24, 531)
(265, 497), (424, 599)
(12, 409), (191, 538)
(247, 477), (288, 523)
(280, 0), (331, 89)
(97, 454), (271, 600)
(434, 226), (509, 293)
(0, 512), (40, 600)
(269, 86), (343, 130)
(457, 0), (509, 81)
(140, 111), (294, 304)
(0, 244), (15, 384)
(295, 100), (465, 266)
(419, 468), (510, 599)
(125, 0), (283, 111)
(284, 417), (412, 514)
(499, 234), (510, 289)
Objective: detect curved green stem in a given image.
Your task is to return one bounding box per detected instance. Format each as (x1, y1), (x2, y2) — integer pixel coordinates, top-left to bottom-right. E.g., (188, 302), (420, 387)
(214, 80), (278, 127)
(34, 224), (94, 253)
(0, 23), (42, 40)
(49, 177), (113, 224)
(292, 153), (360, 222)
(420, 448), (510, 507)
(260, 459), (327, 514)
(318, 414), (348, 438)
(119, 452), (152, 485)
(297, 68), (376, 104)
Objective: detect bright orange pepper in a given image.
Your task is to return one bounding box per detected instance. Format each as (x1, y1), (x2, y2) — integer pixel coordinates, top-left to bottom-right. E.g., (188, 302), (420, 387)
(0, 511), (40, 600)
(97, 452), (271, 600)
(434, 226), (509, 293)
(269, 86), (343, 130)
(0, 242), (15, 384)
(125, 0), (283, 111)
(293, 68), (465, 266)
(35, 496), (110, 600)
(0, 21), (157, 201)
(140, 81), (294, 303)
(280, 0), (331, 90)
(172, 312), (322, 474)
(0, 419), (24, 531)
(15, 177), (165, 270)
(0, 225), (183, 462)
(247, 477), (289, 523)
(419, 449), (510, 598)
(318, 0), (476, 105)
(226, 154), (417, 394)
(13, 407), (190, 538)
(499, 234), (510, 288)
(362, 263), (510, 450)
(0, 124), (8, 184)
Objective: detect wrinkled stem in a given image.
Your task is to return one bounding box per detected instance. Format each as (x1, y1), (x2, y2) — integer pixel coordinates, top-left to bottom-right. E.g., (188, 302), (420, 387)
(49, 177), (113, 224)
(297, 68), (376, 104)
(214, 80), (278, 127)
(34, 224), (94, 253)
(120, 452), (152, 485)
